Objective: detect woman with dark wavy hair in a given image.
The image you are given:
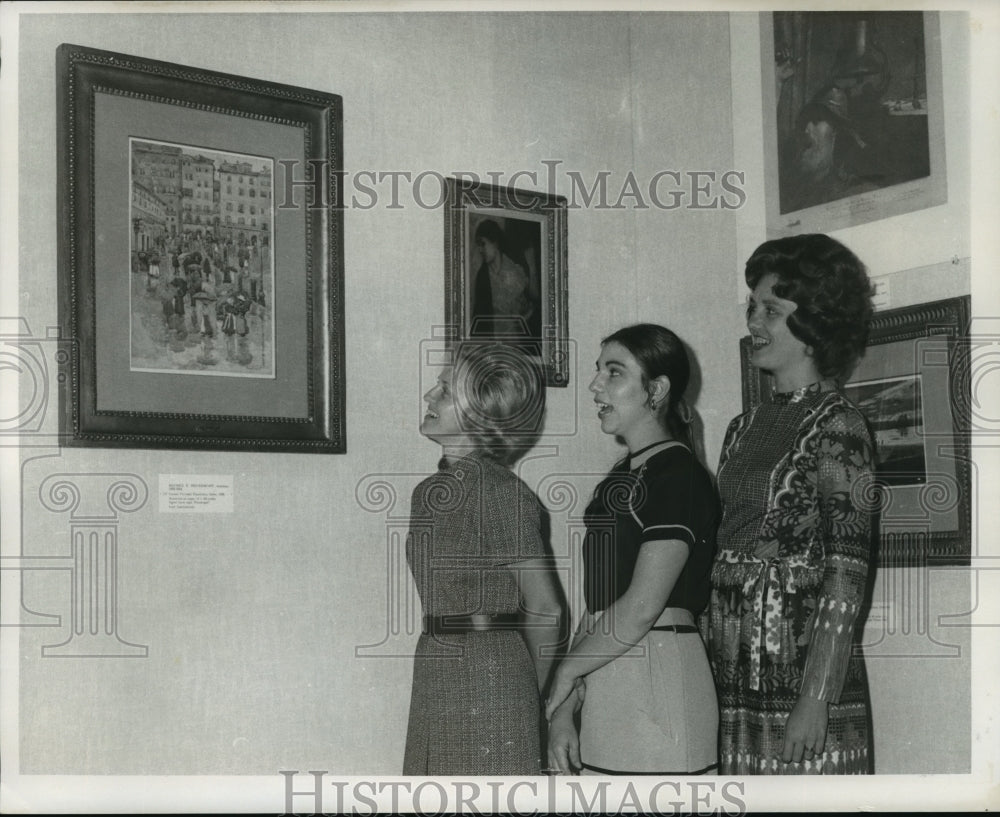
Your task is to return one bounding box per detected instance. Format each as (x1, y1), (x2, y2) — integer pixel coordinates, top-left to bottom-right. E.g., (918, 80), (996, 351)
(403, 343), (564, 775)
(706, 233), (877, 774)
(545, 324), (719, 775)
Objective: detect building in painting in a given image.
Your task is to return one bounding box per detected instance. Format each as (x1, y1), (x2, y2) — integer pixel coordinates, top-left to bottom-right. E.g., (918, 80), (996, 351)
(131, 140), (272, 251)
(217, 160), (271, 247)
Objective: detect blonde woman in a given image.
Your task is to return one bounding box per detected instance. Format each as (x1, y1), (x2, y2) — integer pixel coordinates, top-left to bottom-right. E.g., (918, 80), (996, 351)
(403, 343), (564, 775)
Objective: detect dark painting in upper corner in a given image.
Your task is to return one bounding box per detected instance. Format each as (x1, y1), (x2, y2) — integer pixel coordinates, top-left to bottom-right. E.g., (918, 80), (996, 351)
(762, 11), (947, 237)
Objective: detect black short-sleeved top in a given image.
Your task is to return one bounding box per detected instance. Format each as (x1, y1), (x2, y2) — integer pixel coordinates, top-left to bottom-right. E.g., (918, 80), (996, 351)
(583, 442), (719, 615)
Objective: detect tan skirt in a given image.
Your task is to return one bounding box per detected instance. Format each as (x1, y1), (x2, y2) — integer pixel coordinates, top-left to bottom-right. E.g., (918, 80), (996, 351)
(578, 607), (718, 774)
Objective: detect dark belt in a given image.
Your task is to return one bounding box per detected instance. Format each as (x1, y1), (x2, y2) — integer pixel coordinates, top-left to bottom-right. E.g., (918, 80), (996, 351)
(649, 624), (698, 633)
(423, 613), (520, 635)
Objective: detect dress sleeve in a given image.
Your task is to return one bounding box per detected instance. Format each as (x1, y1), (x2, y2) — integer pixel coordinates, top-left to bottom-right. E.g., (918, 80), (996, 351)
(488, 471), (546, 565)
(800, 405), (876, 702)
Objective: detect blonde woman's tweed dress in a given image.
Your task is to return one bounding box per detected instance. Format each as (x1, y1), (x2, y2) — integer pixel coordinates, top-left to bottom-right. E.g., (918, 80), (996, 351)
(403, 451), (545, 775)
(706, 383), (876, 775)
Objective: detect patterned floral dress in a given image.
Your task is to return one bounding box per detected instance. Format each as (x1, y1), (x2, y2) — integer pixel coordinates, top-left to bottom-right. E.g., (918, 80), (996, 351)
(706, 382), (876, 774)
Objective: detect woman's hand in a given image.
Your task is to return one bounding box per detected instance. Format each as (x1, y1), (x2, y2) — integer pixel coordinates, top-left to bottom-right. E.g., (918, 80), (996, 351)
(782, 694), (829, 764)
(544, 667), (580, 721)
(546, 702), (581, 775)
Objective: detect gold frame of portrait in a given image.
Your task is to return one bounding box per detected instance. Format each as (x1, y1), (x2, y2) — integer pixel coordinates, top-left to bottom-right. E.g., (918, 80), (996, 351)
(444, 177), (569, 388)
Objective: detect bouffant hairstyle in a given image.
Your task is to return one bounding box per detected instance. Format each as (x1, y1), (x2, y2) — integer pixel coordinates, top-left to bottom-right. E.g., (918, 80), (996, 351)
(745, 233), (874, 382)
(451, 342), (545, 466)
(601, 323), (694, 450)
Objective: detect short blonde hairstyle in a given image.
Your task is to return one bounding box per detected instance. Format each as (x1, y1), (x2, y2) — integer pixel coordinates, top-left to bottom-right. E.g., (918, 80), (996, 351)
(451, 342), (545, 466)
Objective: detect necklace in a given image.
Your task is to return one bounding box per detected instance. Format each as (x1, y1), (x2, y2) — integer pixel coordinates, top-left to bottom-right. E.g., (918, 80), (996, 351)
(628, 439), (673, 460)
(628, 439), (681, 474)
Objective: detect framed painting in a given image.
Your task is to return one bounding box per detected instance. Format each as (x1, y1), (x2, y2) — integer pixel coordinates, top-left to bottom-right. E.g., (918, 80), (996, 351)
(444, 177), (569, 387)
(761, 11), (947, 237)
(739, 295), (971, 566)
(56, 44), (345, 452)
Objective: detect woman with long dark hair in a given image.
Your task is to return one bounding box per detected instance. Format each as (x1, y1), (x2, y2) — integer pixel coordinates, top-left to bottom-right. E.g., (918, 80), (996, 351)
(545, 324), (719, 775)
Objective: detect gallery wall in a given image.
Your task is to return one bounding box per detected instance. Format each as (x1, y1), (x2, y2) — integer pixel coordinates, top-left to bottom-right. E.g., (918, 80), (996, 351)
(13, 10), (739, 776)
(8, 6), (977, 782)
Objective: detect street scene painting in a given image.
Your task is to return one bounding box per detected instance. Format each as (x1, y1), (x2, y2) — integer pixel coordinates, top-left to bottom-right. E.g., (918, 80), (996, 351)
(129, 138), (275, 378)
(843, 374), (927, 486)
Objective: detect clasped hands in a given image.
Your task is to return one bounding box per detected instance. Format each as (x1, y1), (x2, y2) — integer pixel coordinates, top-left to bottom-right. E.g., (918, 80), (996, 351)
(544, 665), (583, 722)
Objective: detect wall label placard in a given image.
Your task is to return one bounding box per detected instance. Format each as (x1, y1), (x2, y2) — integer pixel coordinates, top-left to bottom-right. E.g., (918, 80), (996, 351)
(158, 474), (234, 513)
